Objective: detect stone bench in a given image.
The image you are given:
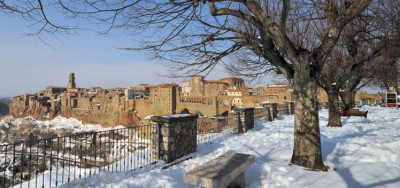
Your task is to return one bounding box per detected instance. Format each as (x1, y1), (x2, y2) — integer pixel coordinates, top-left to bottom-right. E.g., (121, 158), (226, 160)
(184, 152), (255, 188)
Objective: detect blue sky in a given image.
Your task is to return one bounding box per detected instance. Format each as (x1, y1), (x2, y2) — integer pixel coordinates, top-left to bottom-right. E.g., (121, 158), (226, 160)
(1, 12), (257, 97)
(0, 10), (380, 98)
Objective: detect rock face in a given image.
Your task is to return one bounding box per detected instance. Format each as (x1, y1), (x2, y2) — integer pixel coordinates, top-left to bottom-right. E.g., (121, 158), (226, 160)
(0, 102), (9, 117)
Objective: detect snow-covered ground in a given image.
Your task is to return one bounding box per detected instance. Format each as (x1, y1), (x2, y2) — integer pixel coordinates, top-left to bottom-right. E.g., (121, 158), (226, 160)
(32, 106), (400, 187)
(0, 116), (123, 134)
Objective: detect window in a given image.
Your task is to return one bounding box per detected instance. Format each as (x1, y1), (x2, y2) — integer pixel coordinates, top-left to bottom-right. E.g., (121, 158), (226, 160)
(284, 96), (287, 100)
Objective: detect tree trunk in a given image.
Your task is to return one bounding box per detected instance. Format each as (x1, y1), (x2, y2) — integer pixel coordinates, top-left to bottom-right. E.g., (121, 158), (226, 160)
(290, 57), (327, 171)
(340, 91), (356, 110)
(327, 90), (342, 127)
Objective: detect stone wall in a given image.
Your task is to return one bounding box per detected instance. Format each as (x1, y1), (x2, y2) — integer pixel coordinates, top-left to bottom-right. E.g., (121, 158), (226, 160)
(196, 107), (269, 135)
(276, 102), (295, 115)
(277, 104), (288, 114)
(9, 95), (50, 119)
(131, 98), (151, 118)
(9, 88), (142, 127)
(197, 116), (229, 135)
(277, 102), (295, 115)
(254, 107), (270, 121)
(176, 96), (219, 116)
(151, 115), (197, 163)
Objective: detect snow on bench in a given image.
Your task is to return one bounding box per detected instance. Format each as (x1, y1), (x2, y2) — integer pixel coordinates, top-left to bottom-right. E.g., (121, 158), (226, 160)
(184, 152), (255, 188)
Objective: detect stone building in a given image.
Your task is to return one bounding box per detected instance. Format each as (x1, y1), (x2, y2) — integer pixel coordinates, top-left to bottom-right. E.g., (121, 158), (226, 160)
(181, 75), (248, 97)
(355, 90), (383, 106)
(227, 87), (252, 97)
(9, 73), (141, 127)
(12, 73), (384, 127)
(125, 86), (146, 100)
(181, 75), (229, 97)
(10, 73), (260, 127)
(265, 83), (293, 104)
(149, 83), (178, 115)
(67, 73), (76, 89)
(180, 75), (262, 115)
(219, 76), (245, 88)
(251, 87), (267, 97)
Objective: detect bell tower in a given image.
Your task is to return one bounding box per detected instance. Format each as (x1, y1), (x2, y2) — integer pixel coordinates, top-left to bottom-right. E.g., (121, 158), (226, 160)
(67, 73), (76, 89)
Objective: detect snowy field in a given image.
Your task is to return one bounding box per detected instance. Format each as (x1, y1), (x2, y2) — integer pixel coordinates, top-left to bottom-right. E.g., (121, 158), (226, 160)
(0, 116), (123, 133)
(45, 106), (400, 187)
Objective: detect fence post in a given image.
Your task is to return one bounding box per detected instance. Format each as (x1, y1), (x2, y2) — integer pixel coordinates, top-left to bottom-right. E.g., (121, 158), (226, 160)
(232, 107), (254, 133)
(232, 112), (243, 134)
(151, 115), (198, 163)
(150, 123), (161, 160)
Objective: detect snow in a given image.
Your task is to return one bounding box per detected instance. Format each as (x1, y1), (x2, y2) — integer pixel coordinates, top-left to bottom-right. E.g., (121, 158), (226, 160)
(160, 114), (192, 118)
(0, 116), (118, 134)
(19, 106), (400, 187)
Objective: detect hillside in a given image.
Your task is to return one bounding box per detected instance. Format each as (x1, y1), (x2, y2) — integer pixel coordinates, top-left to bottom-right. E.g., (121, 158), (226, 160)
(0, 97), (11, 105)
(0, 102), (9, 117)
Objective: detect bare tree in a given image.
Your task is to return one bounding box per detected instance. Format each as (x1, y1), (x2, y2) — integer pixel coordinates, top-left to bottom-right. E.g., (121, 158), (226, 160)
(370, 48), (400, 94)
(1, 0), (373, 171)
(339, 70), (372, 110)
(0, 0), (75, 43)
(341, 0), (400, 110)
(318, 17), (383, 127)
(314, 0), (400, 127)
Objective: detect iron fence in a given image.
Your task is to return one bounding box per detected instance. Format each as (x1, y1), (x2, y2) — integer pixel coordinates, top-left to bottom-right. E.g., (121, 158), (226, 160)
(0, 124), (158, 188)
(197, 128), (234, 144)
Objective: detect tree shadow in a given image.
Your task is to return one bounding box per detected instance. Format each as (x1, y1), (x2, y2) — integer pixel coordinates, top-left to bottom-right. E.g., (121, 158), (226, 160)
(321, 127), (380, 161)
(329, 154), (400, 188)
(320, 126), (400, 188)
(342, 117), (372, 126)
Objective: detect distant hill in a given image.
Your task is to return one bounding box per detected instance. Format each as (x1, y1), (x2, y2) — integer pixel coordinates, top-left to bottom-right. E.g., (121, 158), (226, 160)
(0, 98), (11, 106)
(0, 102), (9, 117)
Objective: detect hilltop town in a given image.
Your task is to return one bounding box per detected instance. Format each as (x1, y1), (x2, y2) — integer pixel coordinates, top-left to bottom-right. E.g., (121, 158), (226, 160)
(7, 73), (383, 127)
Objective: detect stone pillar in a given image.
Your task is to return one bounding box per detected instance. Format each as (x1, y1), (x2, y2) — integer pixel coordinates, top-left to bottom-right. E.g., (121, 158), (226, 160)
(232, 107), (254, 133)
(150, 114), (198, 163)
(266, 107), (272, 121)
(286, 102), (295, 115)
(282, 103), (289, 115)
(272, 103), (278, 119)
(264, 103), (278, 120)
(232, 112), (243, 134)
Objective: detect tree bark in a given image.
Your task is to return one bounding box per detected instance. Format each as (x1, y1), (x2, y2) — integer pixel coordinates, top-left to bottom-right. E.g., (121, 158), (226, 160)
(290, 56), (327, 171)
(340, 91), (356, 110)
(327, 90), (342, 127)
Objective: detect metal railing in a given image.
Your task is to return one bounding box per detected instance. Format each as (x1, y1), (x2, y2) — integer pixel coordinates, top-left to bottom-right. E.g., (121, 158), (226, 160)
(0, 124), (158, 187)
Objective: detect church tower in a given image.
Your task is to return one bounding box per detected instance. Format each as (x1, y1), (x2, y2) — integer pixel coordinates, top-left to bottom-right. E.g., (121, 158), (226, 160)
(67, 73), (76, 89)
